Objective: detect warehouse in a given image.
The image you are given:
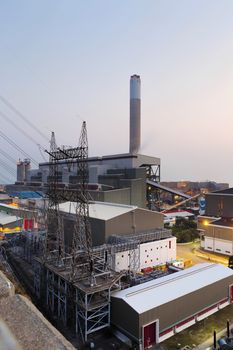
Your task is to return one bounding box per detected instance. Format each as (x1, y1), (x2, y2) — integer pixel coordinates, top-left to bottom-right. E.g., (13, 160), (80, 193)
(111, 263), (233, 349)
(0, 212), (23, 238)
(59, 201), (164, 247)
(198, 188), (233, 255)
(198, 216), (233, 255)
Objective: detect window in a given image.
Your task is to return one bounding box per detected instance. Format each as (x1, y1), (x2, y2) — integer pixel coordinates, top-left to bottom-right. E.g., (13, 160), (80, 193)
(216, 248), (221, 252)
(121, 255), (124, 258)
(169, 241), (171, 249)
(226, 251), (231, 254)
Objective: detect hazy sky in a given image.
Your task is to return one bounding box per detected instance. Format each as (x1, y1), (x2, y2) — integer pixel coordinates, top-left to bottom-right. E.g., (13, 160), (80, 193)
(0, 1), (233, 184)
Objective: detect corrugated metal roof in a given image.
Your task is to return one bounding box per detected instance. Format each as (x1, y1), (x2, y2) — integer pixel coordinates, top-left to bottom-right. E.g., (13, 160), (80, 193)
(0, 203), (31, 213)
(7, 191), (43, 199)
(0, 212), (20, 225)
(111, 263), (233, 314)
(164, 211), (194, 218)
(59, 201), (138, 221)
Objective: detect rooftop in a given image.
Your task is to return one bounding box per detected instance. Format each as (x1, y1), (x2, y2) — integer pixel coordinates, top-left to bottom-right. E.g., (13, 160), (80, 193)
(111, 263), (233, 314)
(0, 212), (21, 226)
(59, 201), (138, 221)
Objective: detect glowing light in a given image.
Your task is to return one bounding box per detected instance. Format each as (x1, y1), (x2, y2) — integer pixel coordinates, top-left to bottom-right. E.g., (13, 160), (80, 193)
(204, 220), (209, 226)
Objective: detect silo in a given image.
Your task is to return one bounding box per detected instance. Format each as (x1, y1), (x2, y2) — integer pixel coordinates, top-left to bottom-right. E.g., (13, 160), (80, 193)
(24, 159), (31, 181)
(129, 74), (141, 154)
(17, 160), (25, 182)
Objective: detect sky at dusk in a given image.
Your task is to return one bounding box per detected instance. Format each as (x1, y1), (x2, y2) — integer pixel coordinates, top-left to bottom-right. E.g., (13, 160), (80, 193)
(0, 1), (233, 184)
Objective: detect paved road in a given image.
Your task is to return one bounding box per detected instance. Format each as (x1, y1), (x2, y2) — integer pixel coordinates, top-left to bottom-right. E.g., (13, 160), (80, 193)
(177, 242), (229, 266)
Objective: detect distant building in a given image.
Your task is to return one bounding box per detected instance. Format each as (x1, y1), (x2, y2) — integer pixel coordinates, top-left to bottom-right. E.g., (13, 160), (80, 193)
(17, 159), (31, 182)
(198, 188), (233, 255)
(164, 210), (195, 226)
(161, 180), (229, 200)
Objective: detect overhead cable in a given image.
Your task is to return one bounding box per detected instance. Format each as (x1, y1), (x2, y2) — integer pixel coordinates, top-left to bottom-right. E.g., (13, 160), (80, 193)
(0, 94), (49, 142)
(0, 129), (38, 166)
(0, 158), (16, 176)
(0, 148), (16, 165)
(0, 109), (46, 148)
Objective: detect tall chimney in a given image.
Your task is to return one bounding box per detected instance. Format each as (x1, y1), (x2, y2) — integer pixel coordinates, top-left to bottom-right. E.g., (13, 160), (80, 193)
(129, 74), (141, 154)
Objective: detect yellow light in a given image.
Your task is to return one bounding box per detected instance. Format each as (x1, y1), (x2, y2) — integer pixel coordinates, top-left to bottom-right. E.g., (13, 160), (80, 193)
(204, 220), (209, 226)
(3, 226), (21, 233)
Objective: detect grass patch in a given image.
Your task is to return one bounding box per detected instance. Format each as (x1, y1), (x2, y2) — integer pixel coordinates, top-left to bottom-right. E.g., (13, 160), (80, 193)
(162, 303), (233, 349)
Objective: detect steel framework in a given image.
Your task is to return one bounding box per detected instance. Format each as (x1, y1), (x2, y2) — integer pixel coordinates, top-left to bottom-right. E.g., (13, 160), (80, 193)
(33, 122), (124, 343)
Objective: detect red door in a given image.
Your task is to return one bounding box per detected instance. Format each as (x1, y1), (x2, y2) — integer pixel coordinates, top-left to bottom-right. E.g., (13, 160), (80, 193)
(144, 322), (156, 348)
(230, 286), (233, 301)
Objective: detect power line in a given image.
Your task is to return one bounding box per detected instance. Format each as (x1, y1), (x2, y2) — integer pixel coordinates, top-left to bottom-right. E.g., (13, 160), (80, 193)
(0, 148), (16, 165)
(0, 158), (16, 176)
(0, 94), (49, 142)
(0, 162), (15, 178)
(0, 171), (14, 183)
(0, 110), (47, 162)
(0, 129), (38, 166)
(0, 109), (46, 148)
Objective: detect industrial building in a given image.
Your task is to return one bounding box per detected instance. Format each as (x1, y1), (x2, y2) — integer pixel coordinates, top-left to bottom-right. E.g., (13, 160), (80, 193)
(111, 263), (233, 349)
(59, 201), (163, 246)
(198, 188), (233, 255)
(3, 76), (194, 348)
(58, 200), (176, 271)
(9, 75), (190, 209)
(0, 211), (23, 238)
(17, 158), (31, 182)
(161, 181), (229, 197)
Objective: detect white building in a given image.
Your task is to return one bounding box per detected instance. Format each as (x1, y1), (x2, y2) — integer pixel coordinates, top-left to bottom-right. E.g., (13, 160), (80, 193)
(113, 236), (176, 272)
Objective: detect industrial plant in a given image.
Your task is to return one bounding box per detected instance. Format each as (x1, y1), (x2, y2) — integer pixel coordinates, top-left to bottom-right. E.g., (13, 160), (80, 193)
(1, 75), (233, 350)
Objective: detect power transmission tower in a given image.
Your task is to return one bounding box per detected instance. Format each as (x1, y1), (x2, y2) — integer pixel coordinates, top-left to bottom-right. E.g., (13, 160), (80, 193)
(71, 121), (94, 284)
(44, 131), (65, 263)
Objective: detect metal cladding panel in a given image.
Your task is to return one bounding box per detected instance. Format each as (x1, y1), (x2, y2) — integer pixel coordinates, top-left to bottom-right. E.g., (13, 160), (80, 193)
(139, 276), (233, 333)
(204, 225), (233, 241)
(105, 208), (164, 238)
(206, 193), (233, 218)
(111, 297), (139, 339)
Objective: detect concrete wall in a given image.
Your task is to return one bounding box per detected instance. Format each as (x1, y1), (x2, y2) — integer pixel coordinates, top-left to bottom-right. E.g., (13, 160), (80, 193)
(113, 237), (176, 272)
(103, 188), (131, 206)
(204, 236), (233, 255)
